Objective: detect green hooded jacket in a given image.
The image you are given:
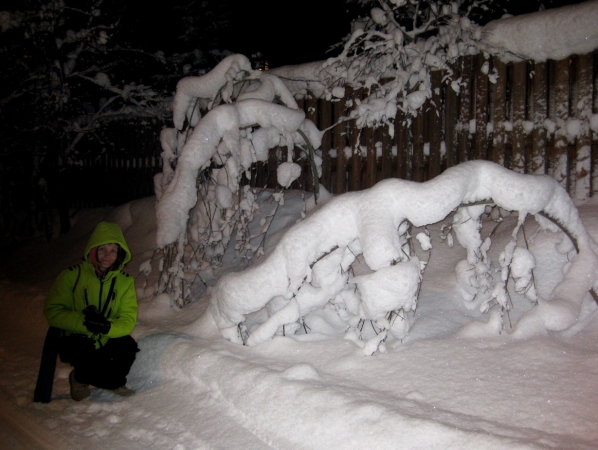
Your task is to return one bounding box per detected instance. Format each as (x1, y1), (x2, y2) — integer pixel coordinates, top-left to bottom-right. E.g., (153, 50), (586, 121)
(44, 221), (138, 348)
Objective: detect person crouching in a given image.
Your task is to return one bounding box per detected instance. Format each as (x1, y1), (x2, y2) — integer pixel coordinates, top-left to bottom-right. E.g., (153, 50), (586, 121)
(44, 221), (139, 401)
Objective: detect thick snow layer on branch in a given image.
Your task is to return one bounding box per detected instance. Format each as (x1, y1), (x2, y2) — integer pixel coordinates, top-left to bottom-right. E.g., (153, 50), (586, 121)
(156, 104), (239, 247)
(172, 54), (252, 130)
(351, 261), (421, 319)
(237, 73), (299, 109)
(269, 61), (345, 100)
(481, 0), (598, 62)
(277, 162), (302, 188)
(156, 100), (306, 247)
(267, 2), (597, 107)
(236, 99), (305, 131)
(205, 160), (598, 345)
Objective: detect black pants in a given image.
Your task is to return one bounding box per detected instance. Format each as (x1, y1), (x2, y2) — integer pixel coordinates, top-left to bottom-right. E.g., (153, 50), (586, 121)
(59, 335), (139, 390)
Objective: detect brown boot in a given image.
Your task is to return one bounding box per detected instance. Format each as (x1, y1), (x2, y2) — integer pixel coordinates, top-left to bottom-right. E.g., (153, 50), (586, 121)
(112, 386), (135, 397)
(69, 370), (90, 401)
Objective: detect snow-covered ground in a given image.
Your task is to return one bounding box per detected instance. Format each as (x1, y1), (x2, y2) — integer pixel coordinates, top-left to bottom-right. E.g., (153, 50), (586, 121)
(1, 186), (597, 449)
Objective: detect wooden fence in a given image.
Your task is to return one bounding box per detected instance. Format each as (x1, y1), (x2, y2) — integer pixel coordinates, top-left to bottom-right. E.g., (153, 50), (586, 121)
(65, 155), (162, 209)
(253, 51), (598, 201)
(61, 119), (164, 209)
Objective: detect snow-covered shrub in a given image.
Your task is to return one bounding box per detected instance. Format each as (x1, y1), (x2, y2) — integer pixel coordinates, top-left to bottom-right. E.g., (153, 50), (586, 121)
(205, 161), (598, 353)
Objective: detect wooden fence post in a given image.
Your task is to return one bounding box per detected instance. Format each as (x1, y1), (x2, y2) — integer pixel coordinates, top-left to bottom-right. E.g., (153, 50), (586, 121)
(349, 125), (361, 191)
(379, 125), (393, 182)
(549, 58), (571, 190)
(319, 99), (332, 193)
(412, 107), (425, 182)
(444, 62), (459, 168)
(364, 126), (376, 188)
(473, 54), (490, 161)
(511, 60), (528, 173)
(491, 58), (507, 165)
(573, 53), (593, 200)
(428, 70), (443, 178)
(267, 146), (279, 189)
(347, 87), (363, 191)
(530, 61), (548, 175)
(333, 93), (348, 194)
(457, 55), (473, 163)
(304, 97), (318, 192)
(293, 98), (307, 190)
(395, 110), (409, 179)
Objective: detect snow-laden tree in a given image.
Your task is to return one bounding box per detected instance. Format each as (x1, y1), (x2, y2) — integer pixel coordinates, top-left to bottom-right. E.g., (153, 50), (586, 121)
(154, 54), (326, 305)
(274, 0), (503, 132)
(313, 0), (591, 131)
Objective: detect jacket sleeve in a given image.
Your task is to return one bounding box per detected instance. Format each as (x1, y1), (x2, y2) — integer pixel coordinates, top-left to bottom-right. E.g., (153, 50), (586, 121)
(106, 275), (137, 338)
(44, 268), (88, 334)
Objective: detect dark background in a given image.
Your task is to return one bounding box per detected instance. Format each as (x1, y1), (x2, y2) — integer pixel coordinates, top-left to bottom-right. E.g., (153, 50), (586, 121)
(122, 0), (587, 69)
(123, 0), (353, 69)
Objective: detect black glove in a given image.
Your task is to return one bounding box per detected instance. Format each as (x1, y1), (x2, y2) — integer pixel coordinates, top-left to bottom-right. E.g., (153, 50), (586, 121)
(82, 305), (111, 335)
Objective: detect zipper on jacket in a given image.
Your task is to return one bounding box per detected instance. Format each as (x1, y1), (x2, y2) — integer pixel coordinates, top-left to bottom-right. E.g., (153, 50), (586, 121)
(102, 278), (117, 317)
(98, 281), (104, 314)
(95, 276), (117, 318)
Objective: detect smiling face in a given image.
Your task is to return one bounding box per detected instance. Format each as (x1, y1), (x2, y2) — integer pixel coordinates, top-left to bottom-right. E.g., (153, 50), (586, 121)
(97, 243), (119, 272)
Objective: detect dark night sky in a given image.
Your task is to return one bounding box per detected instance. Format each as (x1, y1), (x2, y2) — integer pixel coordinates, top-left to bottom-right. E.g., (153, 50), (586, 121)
(121, 0), (586, 69)
(2, 0), (589, 60)
(219, 0), (353, 68)
(126, 0), (354, 69)
(4, 0), (589, 69)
